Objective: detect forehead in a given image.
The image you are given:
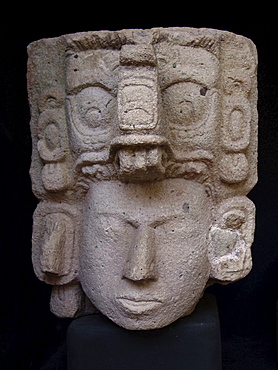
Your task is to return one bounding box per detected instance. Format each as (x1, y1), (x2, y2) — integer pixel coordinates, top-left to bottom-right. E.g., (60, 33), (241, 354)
(155, 44), (219, 88)
(66, 43), (219, 93)
(66, 49), (120, 94)
(89, 178), (211, 220)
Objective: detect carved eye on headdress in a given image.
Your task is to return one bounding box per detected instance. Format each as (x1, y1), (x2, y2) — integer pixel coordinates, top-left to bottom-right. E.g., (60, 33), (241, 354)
(162, 81), (209, 129)
(73, 86), (116, 130)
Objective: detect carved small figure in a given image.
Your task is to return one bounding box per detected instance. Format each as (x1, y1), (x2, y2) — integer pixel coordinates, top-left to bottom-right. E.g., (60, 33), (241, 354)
(28, 27), (257, 330)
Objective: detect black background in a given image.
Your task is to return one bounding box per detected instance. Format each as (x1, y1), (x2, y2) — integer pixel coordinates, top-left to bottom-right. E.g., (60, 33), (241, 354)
(0, 9), (278, 369)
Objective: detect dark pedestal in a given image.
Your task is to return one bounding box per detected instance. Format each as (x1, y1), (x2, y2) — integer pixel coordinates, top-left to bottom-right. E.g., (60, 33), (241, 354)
(67, 293), (221, 370)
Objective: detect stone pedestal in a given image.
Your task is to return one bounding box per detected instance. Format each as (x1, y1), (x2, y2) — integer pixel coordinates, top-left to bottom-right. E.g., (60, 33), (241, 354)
(67, 293), (221, 370)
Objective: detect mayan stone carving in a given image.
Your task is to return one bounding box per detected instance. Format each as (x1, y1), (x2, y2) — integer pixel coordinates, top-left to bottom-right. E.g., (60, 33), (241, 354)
(28, 27), (258, 330)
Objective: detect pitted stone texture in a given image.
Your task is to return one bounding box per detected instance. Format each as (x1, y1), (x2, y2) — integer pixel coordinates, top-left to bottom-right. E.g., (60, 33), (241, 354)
(28, 27), (257, 330)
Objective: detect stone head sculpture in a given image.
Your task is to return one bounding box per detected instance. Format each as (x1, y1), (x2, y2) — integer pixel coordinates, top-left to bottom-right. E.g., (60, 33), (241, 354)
(28, 27), (257, 330)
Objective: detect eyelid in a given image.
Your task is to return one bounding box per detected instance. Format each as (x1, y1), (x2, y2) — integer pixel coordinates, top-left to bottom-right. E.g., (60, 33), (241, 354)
(67, 83), (114, 96)
(98, 213), (186, 229)
(149, 214), (184, 228)
(162, 79), (208, 92)
(98, 213), (139, 228)
(149, 217), (168, 228)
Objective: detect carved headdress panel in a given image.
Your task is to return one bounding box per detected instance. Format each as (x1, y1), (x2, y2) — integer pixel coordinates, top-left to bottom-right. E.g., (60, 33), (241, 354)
(28, 28), (257, 329)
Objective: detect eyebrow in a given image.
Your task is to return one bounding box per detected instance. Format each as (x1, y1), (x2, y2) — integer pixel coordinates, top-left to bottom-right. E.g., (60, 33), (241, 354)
(98, 212), (140, 227)
(97, 212), (186, 228)
(161, 77), (210, 92)
(66, 82), (115, 96)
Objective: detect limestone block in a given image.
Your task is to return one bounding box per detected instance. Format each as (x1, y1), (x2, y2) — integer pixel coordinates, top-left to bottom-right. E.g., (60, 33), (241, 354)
(28, 27), (257, 330)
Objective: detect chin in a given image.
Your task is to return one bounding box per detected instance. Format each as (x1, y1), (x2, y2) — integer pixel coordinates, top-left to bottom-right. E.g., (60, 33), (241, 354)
(107, 309), (187, 331)
(114, 316), (174, 331)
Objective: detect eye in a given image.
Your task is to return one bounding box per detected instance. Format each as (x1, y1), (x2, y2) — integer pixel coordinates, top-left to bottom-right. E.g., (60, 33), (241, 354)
(99, 215), (124, 235)
(163, 82), (208, 128)
(84, 106), (102, 126)
(97, 214), (137, 242)
(74, 86), (115, 129)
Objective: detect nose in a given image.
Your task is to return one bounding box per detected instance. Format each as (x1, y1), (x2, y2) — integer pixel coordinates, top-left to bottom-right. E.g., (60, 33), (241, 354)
(122, 225), (157, 283)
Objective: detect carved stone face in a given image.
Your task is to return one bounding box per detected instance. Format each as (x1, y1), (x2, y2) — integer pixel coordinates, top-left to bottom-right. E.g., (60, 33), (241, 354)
(28, 28), (257, 329)
(80, 178), (212, 329)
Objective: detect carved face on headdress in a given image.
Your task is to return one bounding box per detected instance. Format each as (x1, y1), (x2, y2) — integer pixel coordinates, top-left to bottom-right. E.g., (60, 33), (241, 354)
(28, 27), (257, 329)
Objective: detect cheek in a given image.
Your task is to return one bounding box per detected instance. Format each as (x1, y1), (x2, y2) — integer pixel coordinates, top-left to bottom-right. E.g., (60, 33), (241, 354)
(79, 227), (121, 300)
(154, 228), (210, 315)
(79, 217), (134, 280)
(155, 223), (210, 286)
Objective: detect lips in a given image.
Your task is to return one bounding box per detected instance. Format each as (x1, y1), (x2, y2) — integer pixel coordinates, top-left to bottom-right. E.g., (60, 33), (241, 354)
(117, 297), (162, 314)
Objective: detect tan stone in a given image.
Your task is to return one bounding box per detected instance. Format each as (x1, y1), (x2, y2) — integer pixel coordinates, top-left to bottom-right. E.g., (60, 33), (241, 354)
(28, 27), (257, 330)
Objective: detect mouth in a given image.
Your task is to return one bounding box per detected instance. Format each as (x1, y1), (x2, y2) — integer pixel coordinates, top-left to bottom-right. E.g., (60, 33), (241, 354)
(117, 297), (162, 314)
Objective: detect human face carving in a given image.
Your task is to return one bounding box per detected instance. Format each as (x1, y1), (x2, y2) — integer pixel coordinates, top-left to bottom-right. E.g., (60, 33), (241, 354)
(28, 28), (257, 326)
(79, 178), (212, 329)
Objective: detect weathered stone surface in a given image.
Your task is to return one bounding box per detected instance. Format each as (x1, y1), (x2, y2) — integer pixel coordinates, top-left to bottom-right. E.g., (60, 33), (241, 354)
(28, 27), (258, 330)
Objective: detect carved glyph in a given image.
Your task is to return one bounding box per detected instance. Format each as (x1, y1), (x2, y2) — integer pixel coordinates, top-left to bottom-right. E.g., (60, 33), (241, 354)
(28, 27), (257, 330)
